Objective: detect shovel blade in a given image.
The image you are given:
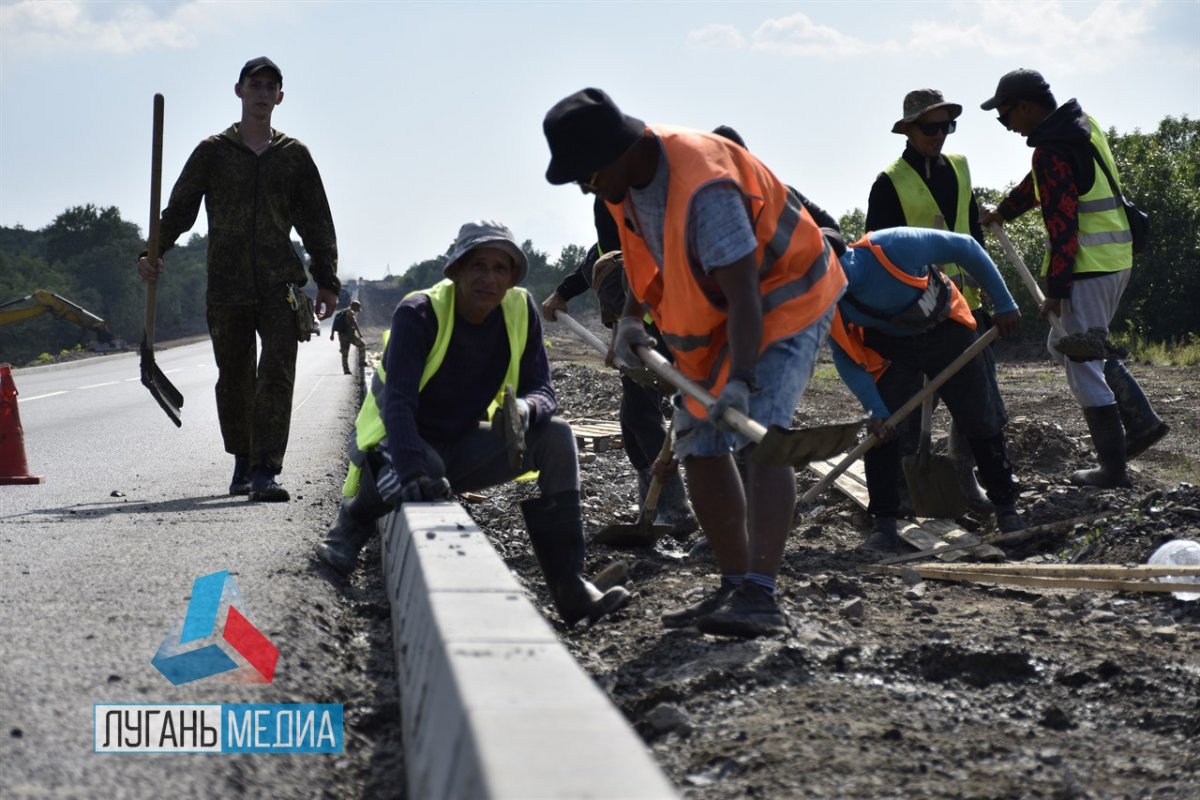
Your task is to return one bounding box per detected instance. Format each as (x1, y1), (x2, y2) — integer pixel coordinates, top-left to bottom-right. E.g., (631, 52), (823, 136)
(591, 519), (675, 548)
(901, 452), (968, 519)
(140, 338), (183, 427)
(749, 419), (864, 467)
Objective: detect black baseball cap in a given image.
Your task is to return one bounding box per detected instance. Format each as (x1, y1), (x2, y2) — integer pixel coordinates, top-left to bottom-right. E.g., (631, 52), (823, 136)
(543, 88), (646, 185)
(239, 56), (282, 85)
(981, 68), (1050, 110)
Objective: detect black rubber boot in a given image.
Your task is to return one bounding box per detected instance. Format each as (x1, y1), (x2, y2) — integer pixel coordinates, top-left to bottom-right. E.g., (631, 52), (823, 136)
(315, 505), (378, 574)
(1104, 359), (1169, 460)
(521, 490), (631, 627)
(639, 468), (698, 540)
(248, 465), (289, 502)
(966, 432), (1019, 510)
(1071, 404), (1132, 488)
(949, 423), (993, 515)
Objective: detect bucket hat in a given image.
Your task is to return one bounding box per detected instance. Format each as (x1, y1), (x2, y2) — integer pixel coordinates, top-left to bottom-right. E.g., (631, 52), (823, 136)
(892, 89), (962, 133)
(543, 88), (646, 185)
(444, 221), (529, 285)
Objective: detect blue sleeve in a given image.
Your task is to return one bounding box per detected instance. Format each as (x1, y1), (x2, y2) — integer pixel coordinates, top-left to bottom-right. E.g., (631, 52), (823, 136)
(383, 296), (437, 482)
(516, 294), (558, 425)
(878, 228), (1018, 313)
(830, 339), (891, 420)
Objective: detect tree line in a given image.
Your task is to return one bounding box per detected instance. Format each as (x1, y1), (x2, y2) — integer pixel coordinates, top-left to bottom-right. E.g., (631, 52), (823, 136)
(1, 117), (1195, 367)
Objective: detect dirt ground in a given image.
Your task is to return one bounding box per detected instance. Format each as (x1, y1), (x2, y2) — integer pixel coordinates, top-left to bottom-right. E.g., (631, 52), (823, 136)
(463, 318), (1200, 800)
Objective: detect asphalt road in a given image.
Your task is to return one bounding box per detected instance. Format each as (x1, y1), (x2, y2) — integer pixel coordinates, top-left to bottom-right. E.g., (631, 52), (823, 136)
(1, 325), (397, 797)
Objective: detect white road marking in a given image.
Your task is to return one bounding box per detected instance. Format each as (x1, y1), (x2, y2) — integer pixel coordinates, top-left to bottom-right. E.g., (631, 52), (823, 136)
(18, 391), (68, 402)
(292, 375), (328, 412)
(79, 382), (119, 390)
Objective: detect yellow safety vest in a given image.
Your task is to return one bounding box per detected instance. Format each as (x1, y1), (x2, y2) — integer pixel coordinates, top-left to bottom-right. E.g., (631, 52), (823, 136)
(1032, 116), (1132, 277)
(883, 153), (981, 310)
(342, 279), (530, 497)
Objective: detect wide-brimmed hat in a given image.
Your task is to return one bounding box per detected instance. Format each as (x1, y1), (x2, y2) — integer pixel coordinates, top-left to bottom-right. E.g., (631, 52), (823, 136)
(543, 88), (646, 185)
(980, 68), (1052, 110)
(891, 89), (962, 133)
(443, 220), (528, 284)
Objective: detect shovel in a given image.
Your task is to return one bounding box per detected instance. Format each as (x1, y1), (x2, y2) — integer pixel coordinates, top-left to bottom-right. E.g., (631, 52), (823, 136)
(900, 378), (968, 518)
(987, 223), (1120, 361)
(800, 325), (1001, 507)
(555, 312), (860, 465)
(591, 431), (675, 548)
(139, 93), (184, 427)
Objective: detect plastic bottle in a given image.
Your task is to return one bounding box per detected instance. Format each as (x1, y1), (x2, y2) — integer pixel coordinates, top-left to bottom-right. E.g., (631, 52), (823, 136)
(1147, 539), (1200, 601)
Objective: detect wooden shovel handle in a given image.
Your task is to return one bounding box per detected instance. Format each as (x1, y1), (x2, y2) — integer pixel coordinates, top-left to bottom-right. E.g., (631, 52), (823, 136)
(801, 325), (1000, 506)
(145, 93), (164, 346)
(642, 427), (674, 518)
(635, 345), (768, 443)
(987, 222), (1067, 337)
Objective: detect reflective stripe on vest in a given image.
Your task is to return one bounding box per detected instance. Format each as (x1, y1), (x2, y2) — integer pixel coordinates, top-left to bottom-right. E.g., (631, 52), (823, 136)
(830, 234), (976, 383)
(1032, 115), (1132, 276)
(607, 125), (847, 417)
(883, 153), (981, 310)
(341, 280), (530, 497)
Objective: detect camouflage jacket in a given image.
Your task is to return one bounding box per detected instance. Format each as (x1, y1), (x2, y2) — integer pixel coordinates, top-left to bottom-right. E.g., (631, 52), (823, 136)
(159, 123), (339, 305)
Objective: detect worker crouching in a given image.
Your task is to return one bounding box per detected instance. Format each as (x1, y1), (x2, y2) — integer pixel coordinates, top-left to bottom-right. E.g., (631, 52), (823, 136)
(316, 220), (630, 627)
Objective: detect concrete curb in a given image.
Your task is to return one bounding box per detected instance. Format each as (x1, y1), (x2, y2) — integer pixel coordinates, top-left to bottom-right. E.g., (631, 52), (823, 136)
(381, 502), (678, 799)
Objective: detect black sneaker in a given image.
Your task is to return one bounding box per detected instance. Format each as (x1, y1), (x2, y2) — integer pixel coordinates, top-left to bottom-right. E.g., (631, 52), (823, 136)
(248, 468), (290, 503)
(662, 583), (736, 629)
(229, 456), (251, 496)
(695, 582), (789, 638)
(995, 505), (1025, 533)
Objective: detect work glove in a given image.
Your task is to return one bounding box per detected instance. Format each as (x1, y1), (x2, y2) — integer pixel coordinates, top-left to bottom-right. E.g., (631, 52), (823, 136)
(613, 316), (655, 370)
(707, 378), (752, 430)
(398, 474), (452, 504)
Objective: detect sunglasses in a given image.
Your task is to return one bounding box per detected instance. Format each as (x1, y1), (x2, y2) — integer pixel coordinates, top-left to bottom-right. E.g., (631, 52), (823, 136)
(576, 170), (601, 191)
(915, 120), (956, 136)
(997, 105), (1016, 127)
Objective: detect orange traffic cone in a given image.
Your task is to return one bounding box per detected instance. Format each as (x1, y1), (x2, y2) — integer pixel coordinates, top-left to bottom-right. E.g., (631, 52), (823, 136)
(1, 364), (44, 485)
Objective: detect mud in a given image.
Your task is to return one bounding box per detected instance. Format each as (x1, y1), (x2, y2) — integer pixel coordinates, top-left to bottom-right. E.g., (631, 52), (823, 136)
(464, 321), (1200, 800)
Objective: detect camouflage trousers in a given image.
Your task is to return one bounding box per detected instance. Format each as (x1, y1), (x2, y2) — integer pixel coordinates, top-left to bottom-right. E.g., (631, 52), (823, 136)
(337, 332), (366, 374)
(207, 293), (299, 472)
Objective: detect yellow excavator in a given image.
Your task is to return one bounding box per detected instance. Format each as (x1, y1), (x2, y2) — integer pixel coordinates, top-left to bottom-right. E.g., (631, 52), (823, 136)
(0, 290), (114, 345)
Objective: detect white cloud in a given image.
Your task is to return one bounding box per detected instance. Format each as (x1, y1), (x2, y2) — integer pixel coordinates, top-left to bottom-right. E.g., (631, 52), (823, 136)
(686, 23), (747, 50)
(0, 1), (275, 58)
(750, 12), (879, 59)
(906, 1), (1155, 74)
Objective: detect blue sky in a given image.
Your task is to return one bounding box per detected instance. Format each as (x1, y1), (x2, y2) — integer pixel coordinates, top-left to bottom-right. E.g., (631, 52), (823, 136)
(2, 1), (1197, 282)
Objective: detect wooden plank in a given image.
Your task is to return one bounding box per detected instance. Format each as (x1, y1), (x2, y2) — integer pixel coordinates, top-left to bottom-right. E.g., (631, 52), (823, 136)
(895, 563), (1200, 578)
(889, 568), (1200, 595)
(808, 458), (871, 510)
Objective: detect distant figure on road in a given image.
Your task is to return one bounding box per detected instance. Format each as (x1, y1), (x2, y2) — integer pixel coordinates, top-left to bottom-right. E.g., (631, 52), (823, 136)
(331, 300), (365, 375)
(979, 68), (1168, 489)
(137, 56), (339, 503)
(316, 220), (630, 629)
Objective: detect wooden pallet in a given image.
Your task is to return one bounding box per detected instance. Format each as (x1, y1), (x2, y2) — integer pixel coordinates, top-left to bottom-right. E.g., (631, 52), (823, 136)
(567, 418), (624, 454)
(806, 458), (1003, 562)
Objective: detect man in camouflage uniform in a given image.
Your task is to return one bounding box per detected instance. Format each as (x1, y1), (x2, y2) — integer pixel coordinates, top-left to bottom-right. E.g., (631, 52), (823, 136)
(332, 300), (366, 375)
(137, 56), (339, 503)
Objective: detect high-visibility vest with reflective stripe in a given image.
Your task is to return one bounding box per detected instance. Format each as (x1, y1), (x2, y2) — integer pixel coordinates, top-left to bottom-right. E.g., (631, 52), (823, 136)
(341, 279), (530, 497)
(1032, 115), (1132, 277)
(883, 153), (981, 310)
(607, 124), (846, 417)
(829, 234), (976, 382)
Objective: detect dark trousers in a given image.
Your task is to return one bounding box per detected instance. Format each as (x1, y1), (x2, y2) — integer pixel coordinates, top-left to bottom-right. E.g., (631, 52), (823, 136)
(619, 374), (671, 471)
(863, 318), (1015, 518)
(207, 293), (298, 472)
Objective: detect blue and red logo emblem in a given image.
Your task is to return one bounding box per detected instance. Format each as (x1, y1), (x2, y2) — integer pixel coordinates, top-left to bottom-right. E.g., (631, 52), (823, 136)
(152, 570), (279, 685)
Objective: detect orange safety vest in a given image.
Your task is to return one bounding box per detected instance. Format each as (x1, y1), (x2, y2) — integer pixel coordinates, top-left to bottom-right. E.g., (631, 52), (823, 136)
(607, 125), (846, 416)
(829, 234), (975, 382)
